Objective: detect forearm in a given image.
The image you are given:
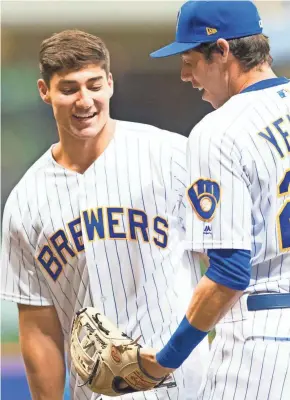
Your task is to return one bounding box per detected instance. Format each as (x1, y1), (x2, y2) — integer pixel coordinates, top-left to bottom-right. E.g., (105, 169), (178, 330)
(185, 275), (242, 331)
(18, 304), (65, 400)
(148, 276), (241, 371)
(20, 332), (66, 400)
(140, 250), (249, 372)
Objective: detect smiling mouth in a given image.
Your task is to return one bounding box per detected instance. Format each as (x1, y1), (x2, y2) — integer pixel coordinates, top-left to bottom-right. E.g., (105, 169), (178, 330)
(73, 112), (98, 120)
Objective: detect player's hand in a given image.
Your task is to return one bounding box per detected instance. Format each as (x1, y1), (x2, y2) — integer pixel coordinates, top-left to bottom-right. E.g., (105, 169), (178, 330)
(139, 348), (175, 379)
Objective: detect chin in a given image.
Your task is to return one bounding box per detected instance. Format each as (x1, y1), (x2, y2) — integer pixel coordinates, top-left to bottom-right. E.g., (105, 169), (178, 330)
(203, 99), (225, 110)
(202, 94), (223, 110)
(210, 101), (220, 110)
(73, 123), (106, 140)
(202, 97), (216, 109)
(69, 129), (96, 140)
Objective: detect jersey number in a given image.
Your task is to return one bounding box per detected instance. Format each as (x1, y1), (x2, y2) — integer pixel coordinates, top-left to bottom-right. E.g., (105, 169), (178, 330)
(277, 169), (290, 252)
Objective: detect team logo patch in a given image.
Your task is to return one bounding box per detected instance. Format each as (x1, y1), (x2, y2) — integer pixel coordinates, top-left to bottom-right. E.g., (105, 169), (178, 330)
(187, 178), (221, 221)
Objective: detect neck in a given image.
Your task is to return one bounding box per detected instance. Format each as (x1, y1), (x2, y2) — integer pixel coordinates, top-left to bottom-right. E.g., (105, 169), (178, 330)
(229, 63), (277, 97)
(53, 118), (116, 174)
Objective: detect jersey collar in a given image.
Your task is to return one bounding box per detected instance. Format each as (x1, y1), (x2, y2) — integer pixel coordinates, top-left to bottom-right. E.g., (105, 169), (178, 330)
(240, 77), (289, 94)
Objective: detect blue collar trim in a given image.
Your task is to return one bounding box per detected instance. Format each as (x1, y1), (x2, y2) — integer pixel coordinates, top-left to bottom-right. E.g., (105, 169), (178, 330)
(240, 77), (289, 94)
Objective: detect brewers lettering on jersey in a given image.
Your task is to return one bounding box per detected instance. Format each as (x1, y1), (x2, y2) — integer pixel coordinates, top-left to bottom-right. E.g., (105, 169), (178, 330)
(0, 30), (208, 400)
(148, 1), (290, 400)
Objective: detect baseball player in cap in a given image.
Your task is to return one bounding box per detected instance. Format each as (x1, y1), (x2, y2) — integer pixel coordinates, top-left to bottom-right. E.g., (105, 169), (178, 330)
(139, 1), (290, 399)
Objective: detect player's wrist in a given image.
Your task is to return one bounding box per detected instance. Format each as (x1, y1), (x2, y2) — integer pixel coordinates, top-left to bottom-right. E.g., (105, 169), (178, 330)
(139, 349), (174, 378)
(156, 316), (209, 369)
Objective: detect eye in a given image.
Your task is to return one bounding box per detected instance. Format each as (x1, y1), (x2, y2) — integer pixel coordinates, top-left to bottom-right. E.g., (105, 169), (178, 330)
(90, 86), (102, 92)
(61, 88), (77, 95)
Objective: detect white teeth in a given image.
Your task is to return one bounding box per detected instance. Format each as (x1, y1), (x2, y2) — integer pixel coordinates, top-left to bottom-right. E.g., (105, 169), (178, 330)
(74, 112), (97, 119)
(198, 88), (203, 91)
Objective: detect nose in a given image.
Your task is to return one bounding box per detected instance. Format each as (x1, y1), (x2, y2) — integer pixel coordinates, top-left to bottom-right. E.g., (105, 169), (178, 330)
(180, 66), (192, 83)
(75, 89), (94, 109)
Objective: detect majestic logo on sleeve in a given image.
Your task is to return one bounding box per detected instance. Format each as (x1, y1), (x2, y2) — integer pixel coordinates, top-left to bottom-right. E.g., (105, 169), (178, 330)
(187, 178), (221, 221)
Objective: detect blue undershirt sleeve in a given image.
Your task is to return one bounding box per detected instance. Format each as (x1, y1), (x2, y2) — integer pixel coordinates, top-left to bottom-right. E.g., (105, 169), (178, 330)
(206, 249), (251, 291)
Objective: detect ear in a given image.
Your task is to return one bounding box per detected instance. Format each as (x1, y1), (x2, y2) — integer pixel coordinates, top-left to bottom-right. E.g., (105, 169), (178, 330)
(107, 72), (114, 98)
(37, 79), (51, 104)
(216, 39), (230, 62)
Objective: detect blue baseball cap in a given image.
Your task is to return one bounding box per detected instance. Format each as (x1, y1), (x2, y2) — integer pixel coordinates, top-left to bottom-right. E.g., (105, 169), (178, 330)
(150, 0), (263, 58)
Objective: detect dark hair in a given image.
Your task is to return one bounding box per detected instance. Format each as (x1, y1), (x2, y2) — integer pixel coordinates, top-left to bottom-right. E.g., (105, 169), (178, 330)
(39, 29), (110, 85)
(195, 34), (272, 71)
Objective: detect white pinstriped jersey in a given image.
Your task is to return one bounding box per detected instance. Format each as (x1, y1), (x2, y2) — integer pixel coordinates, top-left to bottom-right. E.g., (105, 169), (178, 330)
(1, 120), (208, 400)
(186, 80), (290, 307)
(185, 79), (290, 400)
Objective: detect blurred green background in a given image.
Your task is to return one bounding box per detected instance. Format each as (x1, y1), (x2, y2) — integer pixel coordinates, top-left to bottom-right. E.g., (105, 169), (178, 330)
(1, 1), (289, 399)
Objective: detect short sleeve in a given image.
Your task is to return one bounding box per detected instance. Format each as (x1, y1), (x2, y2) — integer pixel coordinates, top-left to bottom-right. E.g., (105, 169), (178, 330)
(185, 120), (252, 251)
(1, 192), (53, 306)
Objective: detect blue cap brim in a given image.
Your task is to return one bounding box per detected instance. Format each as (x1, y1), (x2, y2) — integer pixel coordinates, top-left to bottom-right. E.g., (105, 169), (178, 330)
(150, 41), (200, 58)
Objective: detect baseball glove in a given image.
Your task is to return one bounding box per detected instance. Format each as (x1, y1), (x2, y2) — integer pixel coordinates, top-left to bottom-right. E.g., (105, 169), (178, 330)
(70, 307), (168, 396)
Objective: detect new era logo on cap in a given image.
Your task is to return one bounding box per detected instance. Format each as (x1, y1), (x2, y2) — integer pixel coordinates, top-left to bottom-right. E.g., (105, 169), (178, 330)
(206, 27), (217, 36)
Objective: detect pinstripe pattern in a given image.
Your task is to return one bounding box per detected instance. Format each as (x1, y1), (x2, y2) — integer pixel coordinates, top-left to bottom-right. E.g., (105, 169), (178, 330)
(1, 120), (208, 400)
(187, 81), (290, 399)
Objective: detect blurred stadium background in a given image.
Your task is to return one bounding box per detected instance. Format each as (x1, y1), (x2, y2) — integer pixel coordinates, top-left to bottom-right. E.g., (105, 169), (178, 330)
(1, 1), (290, 398)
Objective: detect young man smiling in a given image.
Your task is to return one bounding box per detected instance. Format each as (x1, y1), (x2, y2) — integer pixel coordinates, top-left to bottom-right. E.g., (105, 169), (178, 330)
(1, 30), (208, 400)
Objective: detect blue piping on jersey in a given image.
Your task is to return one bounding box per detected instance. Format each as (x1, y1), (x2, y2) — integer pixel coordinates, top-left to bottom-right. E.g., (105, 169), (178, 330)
(240, 77), (289, 94)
